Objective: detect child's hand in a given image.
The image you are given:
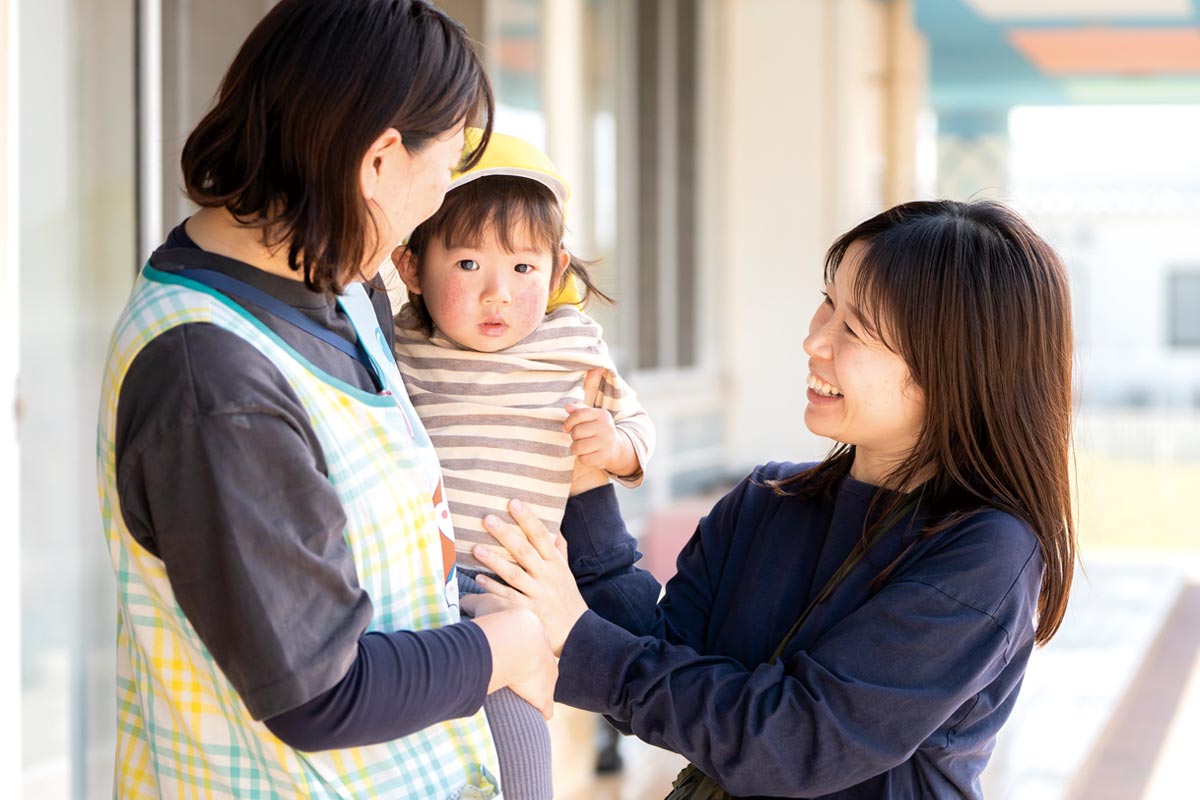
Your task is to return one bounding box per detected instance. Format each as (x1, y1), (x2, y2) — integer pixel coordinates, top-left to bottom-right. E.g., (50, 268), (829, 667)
(567, 368), (614, 494)
(564, 368), (641, 477)
(563, 403), (626, 469)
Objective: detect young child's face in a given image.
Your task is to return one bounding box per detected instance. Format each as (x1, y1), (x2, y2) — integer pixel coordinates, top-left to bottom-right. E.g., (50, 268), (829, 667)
(414, 226), (563, 352)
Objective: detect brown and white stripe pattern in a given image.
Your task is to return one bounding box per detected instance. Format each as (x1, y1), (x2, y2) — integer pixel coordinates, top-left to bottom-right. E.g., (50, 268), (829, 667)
(393, 305), (654, 572)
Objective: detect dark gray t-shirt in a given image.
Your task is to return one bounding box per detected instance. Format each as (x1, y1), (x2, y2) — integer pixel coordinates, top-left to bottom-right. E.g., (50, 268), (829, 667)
(115, 223), (489, 724)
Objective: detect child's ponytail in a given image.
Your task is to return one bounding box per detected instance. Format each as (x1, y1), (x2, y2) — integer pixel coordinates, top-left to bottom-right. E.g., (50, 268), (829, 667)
(551, 249), (613, 311)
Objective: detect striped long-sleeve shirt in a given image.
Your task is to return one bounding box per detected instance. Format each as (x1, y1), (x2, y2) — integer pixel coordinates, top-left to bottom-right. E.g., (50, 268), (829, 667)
(393, 304), (654, 572)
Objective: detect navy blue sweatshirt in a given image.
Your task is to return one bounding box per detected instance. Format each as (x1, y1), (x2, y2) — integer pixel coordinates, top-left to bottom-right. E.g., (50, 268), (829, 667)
(555, 463), (1042, 799)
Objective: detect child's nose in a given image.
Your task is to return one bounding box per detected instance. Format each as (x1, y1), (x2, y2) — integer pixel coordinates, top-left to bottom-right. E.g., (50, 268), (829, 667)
(481, 277), (512, 304)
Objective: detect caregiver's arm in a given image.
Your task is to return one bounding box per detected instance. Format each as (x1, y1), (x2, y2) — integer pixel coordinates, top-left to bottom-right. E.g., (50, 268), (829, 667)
(554, 511), (1042, 797)
(116, 325), (551, 750)
(265, 607), (553, 750)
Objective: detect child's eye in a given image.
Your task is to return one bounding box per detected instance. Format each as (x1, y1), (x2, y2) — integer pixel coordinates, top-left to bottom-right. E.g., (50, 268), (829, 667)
(820, 290), (833, 306)
(457, 259), (479, 271)
(844, 323), (859, 339)
(514, 263), (534, 274)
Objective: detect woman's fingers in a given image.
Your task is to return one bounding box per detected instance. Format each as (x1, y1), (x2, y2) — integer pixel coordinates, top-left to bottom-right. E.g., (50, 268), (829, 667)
(493, 500), (561, 561)
(569, 457), (610, 496)
(473, 573), (531, 608)
(480, 513), (541, 567)
(473, 543), (537, 596)
(581, 367), (604, 407)
(473, 500), (588, 656)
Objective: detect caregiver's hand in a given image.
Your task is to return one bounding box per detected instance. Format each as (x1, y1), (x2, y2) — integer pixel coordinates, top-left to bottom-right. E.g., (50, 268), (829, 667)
(472, 607), (558, 720)
(473, 499), (588, 657)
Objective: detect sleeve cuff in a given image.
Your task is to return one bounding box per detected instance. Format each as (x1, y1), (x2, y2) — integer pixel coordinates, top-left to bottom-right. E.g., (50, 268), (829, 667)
(454, 619), (493, 718)
(610, 428), (646, 488)
(553, 610), (638, 714)
(560, 484), (640, 577)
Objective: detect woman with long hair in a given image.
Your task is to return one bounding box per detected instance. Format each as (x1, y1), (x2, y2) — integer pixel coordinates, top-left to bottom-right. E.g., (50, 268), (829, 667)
(466, 199), (1077, 798)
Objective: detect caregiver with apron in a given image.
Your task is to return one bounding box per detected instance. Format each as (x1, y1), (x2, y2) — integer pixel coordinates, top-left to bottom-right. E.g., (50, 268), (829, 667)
(96, 2), (555, 797)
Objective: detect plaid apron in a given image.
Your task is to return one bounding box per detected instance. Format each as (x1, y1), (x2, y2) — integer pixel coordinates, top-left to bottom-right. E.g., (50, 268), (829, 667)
(96, 265), (500, 799)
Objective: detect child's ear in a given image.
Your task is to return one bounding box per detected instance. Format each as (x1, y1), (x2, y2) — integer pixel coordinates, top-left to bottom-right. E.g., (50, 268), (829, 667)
(392, 245), (421, 294)
(554, 248), (571, 290)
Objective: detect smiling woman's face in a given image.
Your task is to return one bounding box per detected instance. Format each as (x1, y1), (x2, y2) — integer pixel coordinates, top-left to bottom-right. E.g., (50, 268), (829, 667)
(801, 241), (925, 485)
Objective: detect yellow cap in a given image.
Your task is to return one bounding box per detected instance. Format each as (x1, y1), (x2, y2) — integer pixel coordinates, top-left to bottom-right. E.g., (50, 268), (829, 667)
(451, 128), (570, 209)
(453, 128), (583, 312)
(546, 271), (586, 312)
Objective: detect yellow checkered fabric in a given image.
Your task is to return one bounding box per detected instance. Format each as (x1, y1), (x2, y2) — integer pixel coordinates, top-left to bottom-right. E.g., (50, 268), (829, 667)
(97, 266), (500, 799)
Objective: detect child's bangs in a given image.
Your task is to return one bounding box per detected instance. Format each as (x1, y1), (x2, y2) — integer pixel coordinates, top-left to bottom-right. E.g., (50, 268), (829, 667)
(436, 176), (564, 255)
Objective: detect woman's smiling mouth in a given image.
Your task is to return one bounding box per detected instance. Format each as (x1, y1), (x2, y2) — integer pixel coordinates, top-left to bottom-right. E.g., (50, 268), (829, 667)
(806, 373), (843, 398)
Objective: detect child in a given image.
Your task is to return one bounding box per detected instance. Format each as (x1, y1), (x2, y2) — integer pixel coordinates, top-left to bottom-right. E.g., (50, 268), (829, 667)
(469, 199), (1078, 799)
(386, 130), (655, 800)
(390, 129), (654, 574)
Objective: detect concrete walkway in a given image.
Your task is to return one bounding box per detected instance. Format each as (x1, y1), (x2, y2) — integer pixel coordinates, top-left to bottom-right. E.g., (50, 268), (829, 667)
(983, 551), (1197, 799)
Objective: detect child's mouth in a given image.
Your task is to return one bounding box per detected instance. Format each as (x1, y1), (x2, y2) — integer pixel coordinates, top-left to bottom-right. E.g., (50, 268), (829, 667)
(479, 320), (508, 336)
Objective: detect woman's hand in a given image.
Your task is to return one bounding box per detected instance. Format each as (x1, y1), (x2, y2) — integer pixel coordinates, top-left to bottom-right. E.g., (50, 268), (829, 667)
(473, 499), (588, 657)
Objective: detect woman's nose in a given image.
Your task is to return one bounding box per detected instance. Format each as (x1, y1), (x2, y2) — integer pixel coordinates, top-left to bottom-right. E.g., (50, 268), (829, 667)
(803, 309), (833, 359)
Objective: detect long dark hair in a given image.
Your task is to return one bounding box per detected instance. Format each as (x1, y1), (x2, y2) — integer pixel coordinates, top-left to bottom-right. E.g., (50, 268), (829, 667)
(401, 175), (611, 335)
(181, 0), (494, 294)
(773, 200), (1076, 646)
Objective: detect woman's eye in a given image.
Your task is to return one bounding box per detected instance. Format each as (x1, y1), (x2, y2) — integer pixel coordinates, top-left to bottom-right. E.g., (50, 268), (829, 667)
(514, 263), (534, 274)
(844, 323), (859, 339)
(457, 259), (479, 271)
(820, 290), (833, 306)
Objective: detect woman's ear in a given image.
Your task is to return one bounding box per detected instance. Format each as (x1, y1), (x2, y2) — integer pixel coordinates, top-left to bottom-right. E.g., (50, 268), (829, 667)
(360, 128), (404, 201)
(393, 245), (422, 294)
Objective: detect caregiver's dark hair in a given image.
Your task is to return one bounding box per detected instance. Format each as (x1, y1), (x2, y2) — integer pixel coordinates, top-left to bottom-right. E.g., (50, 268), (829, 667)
(774, 199), (1076, 646)
(181, 0), (494, 295)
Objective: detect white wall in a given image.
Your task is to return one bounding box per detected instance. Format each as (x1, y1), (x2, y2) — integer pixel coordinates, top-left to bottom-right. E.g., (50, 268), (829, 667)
(1040, 211), (1200, 407)
(717, 0), (908, 471)
(1, 0), (20, 786)
(19, 0), (136, 794)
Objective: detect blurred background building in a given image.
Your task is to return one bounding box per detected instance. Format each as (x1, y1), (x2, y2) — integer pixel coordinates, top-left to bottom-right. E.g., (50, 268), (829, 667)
(2, 0), (1198, 797)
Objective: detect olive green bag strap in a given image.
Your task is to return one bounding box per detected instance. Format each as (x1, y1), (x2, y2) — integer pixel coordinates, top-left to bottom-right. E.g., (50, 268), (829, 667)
(665, 496), (919, 800)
